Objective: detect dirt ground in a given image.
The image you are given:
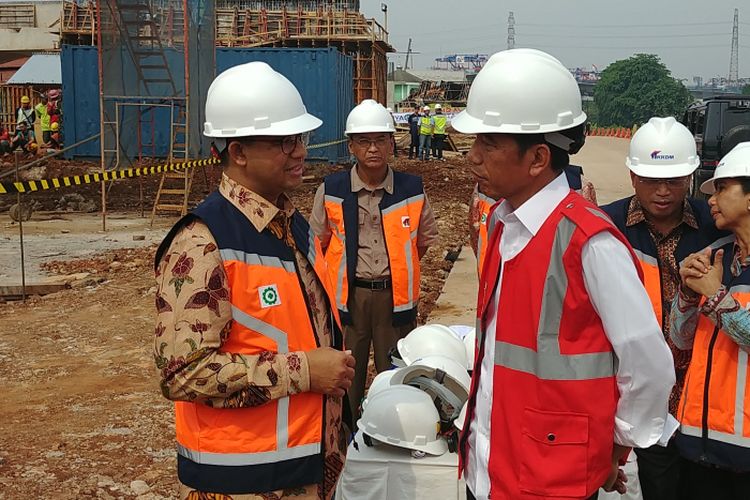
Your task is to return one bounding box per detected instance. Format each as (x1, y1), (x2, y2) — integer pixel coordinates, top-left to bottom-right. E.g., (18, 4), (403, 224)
(0, 150), (475, 498)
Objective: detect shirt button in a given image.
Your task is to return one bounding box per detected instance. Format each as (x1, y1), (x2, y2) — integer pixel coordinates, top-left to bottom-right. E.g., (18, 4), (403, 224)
(372, 216), (377, 222)
(374, 239), (378, 243)
(375, 260), (379, 264)
(547, 433), (556, 442)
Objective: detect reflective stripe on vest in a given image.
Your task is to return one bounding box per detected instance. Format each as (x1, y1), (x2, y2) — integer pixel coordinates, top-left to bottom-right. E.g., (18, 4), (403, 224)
(381, 193), (424, 313)
(493, 216), (616, 380)
(323, 194), (350, 314)
(433, 115), (447, 135)
(420, 116), (433, 135)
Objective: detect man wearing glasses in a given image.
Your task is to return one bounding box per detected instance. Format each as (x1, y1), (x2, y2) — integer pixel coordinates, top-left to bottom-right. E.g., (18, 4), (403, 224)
(602, 117), (726, 500)
(310, 99), (438, 419)
(154, 62), (355, 499)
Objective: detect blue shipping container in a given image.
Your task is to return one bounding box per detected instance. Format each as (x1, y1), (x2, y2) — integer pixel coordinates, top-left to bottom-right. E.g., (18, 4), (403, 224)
(61, 46), (353, 163)
(216, 48), (353, 163)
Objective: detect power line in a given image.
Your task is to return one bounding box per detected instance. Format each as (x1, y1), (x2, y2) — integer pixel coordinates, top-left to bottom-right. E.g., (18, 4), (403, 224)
(516, 21), (730, 28)
(518, 32), (733, 39)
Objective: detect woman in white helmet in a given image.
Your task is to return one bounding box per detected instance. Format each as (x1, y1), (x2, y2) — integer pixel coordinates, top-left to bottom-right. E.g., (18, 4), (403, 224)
(670, 142), (750, 500)
(453, 48), (674, 500)
(154, 61), (355, 500)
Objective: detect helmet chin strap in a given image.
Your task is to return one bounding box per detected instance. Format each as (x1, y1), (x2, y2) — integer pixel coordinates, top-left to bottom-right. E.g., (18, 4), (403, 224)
(544, 132), (574, 152)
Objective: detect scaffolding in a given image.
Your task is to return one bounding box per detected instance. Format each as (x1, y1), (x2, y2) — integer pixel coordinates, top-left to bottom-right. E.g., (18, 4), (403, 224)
(63, 0), (392, 105)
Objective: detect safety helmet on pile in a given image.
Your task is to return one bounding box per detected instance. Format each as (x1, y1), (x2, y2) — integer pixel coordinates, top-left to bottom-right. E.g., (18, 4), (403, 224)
(345, 99), (395, 136)
(462, 327), (476, 371)
(357, 385), (448, 456)
(390, 355), (470, 424)
(203, 61), (321, 141)
(361, 369), (400, 411)
(51, 122), (59, 132)
(392, 323), (468, 368)
(451, 48), (586, 153)
(701, 142), (750, 194)
(20, 96), (30, 104)
(454, 402), (468, 431)
(626, 117), (699, 178)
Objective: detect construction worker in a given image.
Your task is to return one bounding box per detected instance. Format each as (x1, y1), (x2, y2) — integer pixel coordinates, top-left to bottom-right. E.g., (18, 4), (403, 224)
(670, 142), (750, 500)
(10, 121), (36, 155)
(153, 62), (355, 500)
(418, 104), (434, 161)
(431, 103), (448, 161)
(407, 106), (421, 159)
(15, 96), (35, 128)
(310, 99), (439, 419)
(470, 165), (598, 275)
(453, 48), (675, 500)
(601, 117), (726, 500)
(35, 93), (51, 143)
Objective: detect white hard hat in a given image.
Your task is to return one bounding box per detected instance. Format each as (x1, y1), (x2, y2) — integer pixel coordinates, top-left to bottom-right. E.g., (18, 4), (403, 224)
(454, 402), (468, 431)
(423, 105), (431, 111)
(203, 61), (322, 138)
(362, 369), (399, 410)
(452, 49), (586, 136)
(386, 107), (393, 113)
(701, 142), (750, 194)
(626, 117), (699, 178)
(390, 355), (470, 423)
(395, 324), (469, 367)
(357, 385), (448, 456)
(462, 328), (476, 371)
(345, 99), (396, 136)
(435, 103), (442, 110)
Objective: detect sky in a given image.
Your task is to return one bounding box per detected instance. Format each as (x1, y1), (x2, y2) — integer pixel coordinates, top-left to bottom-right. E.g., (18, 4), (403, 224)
(360, 0), (750, 81)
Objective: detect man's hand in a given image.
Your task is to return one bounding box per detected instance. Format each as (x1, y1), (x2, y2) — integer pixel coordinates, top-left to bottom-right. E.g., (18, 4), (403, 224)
(307, 347), (355, 397)
(602, 444), (630, 494)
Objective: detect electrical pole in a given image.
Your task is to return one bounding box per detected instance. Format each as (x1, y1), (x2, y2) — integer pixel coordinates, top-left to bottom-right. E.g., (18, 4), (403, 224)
(507, 12), (516, 50)
(405, 38), (412, 70)
(729, 8), (739, 85)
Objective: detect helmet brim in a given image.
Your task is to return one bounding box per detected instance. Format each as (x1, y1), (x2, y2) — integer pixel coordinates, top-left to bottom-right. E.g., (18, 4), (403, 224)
(203, 112), (322, 138)
(626, 158), (700, 179)
(451, 109), (587, 135)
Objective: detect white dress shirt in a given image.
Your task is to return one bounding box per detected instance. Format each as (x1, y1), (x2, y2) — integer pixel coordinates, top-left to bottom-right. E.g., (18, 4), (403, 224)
(465, 173), (675, 499)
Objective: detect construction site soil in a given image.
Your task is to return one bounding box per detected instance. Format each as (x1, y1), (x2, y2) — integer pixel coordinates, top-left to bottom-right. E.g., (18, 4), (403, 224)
(0, 154), (474, 498)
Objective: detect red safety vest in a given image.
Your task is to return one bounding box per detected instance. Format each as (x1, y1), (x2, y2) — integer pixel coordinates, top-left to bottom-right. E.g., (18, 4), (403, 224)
(461, 191), (641, 499)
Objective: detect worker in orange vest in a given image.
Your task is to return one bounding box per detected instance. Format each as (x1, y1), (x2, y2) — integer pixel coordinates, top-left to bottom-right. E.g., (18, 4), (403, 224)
(154, 62), (355, 500)
(453, 48), (675, 500)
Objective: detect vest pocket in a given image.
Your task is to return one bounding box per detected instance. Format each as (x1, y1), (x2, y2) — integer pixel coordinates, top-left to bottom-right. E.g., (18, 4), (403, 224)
(519, 407), (589, 497)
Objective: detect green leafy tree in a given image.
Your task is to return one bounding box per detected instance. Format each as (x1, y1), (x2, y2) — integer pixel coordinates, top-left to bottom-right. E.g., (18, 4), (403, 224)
(743, 84), (750, 95)
(594, 54), (692, 128)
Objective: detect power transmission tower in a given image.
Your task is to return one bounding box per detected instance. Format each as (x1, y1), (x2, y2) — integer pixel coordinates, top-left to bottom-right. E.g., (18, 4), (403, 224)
(729, 8), (739, 84)
(507, 12), (515, 50)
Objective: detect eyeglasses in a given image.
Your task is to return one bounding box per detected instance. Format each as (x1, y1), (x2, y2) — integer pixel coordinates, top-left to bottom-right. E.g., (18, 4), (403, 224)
(636, 176), (690, 188)
(249, 133), (310, 155)
(351, 136), (392, 149)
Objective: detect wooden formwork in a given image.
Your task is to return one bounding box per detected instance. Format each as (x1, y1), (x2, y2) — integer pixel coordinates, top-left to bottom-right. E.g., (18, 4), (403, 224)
(0, 85), (47, 132)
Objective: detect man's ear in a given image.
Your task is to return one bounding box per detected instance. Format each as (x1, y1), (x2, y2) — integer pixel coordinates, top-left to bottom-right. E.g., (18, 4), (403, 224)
(527, 143), (551, 178)
(227, 140), (248, 167)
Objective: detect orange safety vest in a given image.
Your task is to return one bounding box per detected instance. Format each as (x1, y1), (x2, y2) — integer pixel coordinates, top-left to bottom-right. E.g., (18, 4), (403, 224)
(676, 235), (750, 471)
(475, 191), (496, 276)
(322, 169), (425, 326)
(155, 191), (343, 493)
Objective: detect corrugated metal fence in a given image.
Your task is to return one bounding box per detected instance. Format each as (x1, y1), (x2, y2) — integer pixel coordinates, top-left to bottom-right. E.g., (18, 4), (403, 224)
(61, 45), (354, 163)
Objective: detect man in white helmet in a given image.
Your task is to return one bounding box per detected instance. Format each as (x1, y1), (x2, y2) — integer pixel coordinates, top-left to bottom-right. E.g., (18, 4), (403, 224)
(601, 117), (726, 500)
(453, 49), (675, 500)
(153, 62), (355, 499)
(418, 104), (434, 161)
(310, 99), (438, 419)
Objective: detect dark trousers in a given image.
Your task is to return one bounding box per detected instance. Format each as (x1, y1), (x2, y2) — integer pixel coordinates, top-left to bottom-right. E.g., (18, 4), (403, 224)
(432, 133), (445, 159)
(634, 440), (685, 500)
(681, 459), (750, 500)
(409, 134), (419, 158)
(344, 285), (414, 420)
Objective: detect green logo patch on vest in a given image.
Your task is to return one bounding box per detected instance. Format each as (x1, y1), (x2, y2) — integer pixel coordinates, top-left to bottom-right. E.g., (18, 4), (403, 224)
(259, 284), (281, 308)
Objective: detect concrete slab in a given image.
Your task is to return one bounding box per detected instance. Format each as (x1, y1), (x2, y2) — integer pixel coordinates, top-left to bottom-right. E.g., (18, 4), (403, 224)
(427, 245), (478, 326)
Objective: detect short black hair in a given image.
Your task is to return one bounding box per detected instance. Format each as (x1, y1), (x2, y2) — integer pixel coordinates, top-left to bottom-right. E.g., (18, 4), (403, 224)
(740, 177), (750, 195)
(511, 123), (586, 173)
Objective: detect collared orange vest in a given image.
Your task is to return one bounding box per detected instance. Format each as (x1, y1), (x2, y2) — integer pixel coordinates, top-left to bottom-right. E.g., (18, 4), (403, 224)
(155, 191), (343, 494)
(675, 235), (750, 471)
(474, 191), (496, 276)
(322, 169), (424, 326)
(460, 192), (642, 499)
(602, 196), (725, 329)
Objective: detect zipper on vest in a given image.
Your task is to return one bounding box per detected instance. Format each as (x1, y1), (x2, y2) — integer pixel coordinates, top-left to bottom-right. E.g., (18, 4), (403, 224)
(700, 325), (720, 460)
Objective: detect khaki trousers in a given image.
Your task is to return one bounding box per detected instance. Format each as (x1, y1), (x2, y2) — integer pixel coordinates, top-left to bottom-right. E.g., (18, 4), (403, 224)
(344, 286), (415, 419)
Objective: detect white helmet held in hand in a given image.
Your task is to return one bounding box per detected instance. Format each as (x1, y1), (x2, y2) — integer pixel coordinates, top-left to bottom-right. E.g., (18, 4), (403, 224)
(345, 99), (396, 136)
(204, 62), (322, 138)
(390, 355), (470, 423)
(701, 142), (750, 194)
(626, 117), (699, 178)
(451, 48), (586, 136)
(357, 385), (448, 456)
(393, 324), (468, 368)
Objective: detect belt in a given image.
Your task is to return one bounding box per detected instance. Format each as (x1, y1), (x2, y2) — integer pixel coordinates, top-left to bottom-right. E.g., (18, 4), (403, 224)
(354, 278), (392, 291)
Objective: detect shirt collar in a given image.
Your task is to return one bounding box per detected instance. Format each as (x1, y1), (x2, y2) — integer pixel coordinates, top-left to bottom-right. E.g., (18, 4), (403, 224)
(626, 196), (698, 231)
(350, 165), (394, 195)
(496, 173), (571, 236)
(219, 173), (296, 233)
